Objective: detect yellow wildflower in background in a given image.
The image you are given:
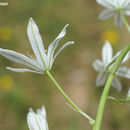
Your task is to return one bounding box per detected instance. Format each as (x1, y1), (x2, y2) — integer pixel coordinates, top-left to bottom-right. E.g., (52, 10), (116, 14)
(101, 29), (119, 45)
(0, 26), (12, 41)
(0, 75), (14, 91)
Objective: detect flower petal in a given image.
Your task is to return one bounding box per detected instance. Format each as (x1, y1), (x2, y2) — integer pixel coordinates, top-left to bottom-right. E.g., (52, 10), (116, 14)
(125, 4), (130, 10)
(98, 9), (115, 20)
(112, 77), (122, 92)
(120, 0), (130, 8)
(96, 0), (115, 9)
(47, 24), (68, 68)
(96, 72), (107, 87)
(124, 10), (130, 16)
(27, 109), (41, 130)
(102, 41), (113, 65)
(0, 48), (42, 71)
(92, 60), (104, 72)
(0, 2), (8, 6)
(37, 106), (46, 117)
(6, 67), (44, 74)
(116, 67), (130, 79)
(27, 107), (48, 130)
(112, 50), (129, 64)
(122, 50), (130, 63)
(37, 106), (49, 130)
(50, 41), (75, 69)
(114, 13), (123, 27)
(27, 18), (48, 68)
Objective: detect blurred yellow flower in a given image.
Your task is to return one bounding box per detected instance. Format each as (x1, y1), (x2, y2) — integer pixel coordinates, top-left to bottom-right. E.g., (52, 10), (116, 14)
(0, 75), (14, 91)
(101, 29), (119, 45)
(0, 26), (12, 41)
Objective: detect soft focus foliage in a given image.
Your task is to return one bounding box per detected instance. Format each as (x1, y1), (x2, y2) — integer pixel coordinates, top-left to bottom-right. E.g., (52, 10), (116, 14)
(0, 0), (130, 130)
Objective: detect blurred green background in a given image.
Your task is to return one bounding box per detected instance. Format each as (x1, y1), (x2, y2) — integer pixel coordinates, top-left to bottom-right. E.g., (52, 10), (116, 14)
(0, 0), (130, 130)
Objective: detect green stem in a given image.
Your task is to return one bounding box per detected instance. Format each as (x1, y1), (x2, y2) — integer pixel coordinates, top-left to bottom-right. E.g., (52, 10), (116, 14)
(118, 9), (130, 33)
(93, 43), (130, 130)
(46, 70), (95, 125)
(108, 96), (130, 104)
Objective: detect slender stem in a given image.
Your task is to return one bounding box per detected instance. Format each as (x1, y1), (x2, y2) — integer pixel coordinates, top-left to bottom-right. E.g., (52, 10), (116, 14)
(93, 73), (114, 130)
(93, 43), (130, 130)
(46, 70), (95, 125)
(118, 9), (130, 33)
(108, 96), (130, 104)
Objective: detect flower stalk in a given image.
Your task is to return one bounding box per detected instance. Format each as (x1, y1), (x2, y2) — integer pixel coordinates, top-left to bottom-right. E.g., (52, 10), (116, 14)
(118, 9), (130, 33)
(45, 70), (95, 125)
(108, 96), (130, 104)
(93, 43), (130, 130)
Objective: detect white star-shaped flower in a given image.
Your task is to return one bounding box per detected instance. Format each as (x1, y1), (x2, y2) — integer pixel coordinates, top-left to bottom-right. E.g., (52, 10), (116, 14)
(97, 0), (130, 27)
(27, 105), (49, 130)
(93, 41), (130, 92)
(0, 18), (74, 74)
(0, 2), (8, 6)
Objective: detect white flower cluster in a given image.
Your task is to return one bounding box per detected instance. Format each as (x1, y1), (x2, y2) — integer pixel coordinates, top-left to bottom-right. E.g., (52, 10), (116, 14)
(0, 18), (74, 74)
(0, 1), (130, 129)
(97, 0), (130, 27)
(93, 41), (130, 92)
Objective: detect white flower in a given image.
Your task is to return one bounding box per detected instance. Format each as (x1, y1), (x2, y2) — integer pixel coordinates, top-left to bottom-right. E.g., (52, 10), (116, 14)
(27, 105), (49, 130)
(93, 41), (130, 92)
(0, 2), (8, 6)
(0, 18), (74, 74)
(96, 0), (130, 27)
